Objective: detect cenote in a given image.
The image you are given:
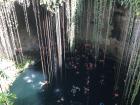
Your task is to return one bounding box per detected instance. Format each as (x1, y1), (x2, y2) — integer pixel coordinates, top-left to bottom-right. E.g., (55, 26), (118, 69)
(0, 0), (140, 105)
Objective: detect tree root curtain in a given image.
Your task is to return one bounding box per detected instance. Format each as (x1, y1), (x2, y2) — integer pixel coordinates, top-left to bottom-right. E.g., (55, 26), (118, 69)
(0, 0), (140, 105)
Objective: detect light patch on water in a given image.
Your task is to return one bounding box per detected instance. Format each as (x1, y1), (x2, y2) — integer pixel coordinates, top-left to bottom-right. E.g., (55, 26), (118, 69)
(23, 76), (30, 80)
(31, 74), (36, 78)
(26, 79), (33, 83)
(23, 76), (33, 83)
(11, 68), (47, 99)
(55, 88), (61, 93)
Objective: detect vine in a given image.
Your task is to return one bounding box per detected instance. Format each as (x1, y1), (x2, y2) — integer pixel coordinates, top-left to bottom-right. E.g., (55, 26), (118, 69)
(118, 0), (140, 16)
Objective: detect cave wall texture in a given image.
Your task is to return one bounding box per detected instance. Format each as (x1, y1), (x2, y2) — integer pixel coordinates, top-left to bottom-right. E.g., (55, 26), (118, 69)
(0, 0), (140, 60)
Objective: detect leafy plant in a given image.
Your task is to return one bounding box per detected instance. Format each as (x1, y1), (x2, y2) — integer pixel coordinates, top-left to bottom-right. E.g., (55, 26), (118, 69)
(0, 69), (8, 79)
(0, 92), (16, 105)
(16, 57), (32, 70)
(118, 0), (140, 15)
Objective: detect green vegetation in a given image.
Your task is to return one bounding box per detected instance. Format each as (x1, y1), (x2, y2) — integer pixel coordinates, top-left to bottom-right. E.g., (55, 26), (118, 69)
(0, 92), (16, 105)
(16, 57), (33, 72)
(118, 0), (140, 15)
(40, 0), (65, 13)
(41, 0), (64, 4)
(0, 69), (8, 79)
(0, 57), (30, 105)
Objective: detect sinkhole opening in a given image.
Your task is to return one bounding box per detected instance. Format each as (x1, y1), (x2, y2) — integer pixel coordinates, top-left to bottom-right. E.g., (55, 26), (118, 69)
(0, 0), (140, 105)
(36, 42), (123, 105)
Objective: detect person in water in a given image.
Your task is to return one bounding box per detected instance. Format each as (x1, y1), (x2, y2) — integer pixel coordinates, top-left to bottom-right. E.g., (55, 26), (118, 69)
(40, 80), (49, 92)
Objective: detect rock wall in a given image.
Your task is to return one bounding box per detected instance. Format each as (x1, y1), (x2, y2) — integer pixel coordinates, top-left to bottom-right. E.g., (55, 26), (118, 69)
(0, 0), (138, 61)
(74, 0), (136, 60)
(14, 1), (39, 58)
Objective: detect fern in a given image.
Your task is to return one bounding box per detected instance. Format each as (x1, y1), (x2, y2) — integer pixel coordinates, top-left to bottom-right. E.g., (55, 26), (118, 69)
(0, 92), (16, 105)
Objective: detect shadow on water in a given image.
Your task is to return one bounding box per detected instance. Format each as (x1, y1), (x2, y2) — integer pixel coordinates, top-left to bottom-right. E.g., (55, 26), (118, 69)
(63, 54), (117, 105)
(10, 47), (120, 105)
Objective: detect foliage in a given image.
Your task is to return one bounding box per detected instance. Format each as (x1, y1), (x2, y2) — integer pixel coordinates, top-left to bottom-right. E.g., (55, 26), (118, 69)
(118, 0), (140, 15)
(40, 0), (65, 12)
(0, 69), (8, 79)
(0, 92), (16, 105)
(41, 0), (64, 4)
(16, 57), (32, 70)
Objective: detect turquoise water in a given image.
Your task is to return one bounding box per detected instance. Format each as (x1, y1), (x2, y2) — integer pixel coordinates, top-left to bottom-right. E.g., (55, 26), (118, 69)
(10, 68), (45, 105)
(9, 58), (117, 105)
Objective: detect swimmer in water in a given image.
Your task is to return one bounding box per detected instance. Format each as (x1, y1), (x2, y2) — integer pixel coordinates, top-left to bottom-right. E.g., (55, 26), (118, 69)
(40, 81), (49, 91)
